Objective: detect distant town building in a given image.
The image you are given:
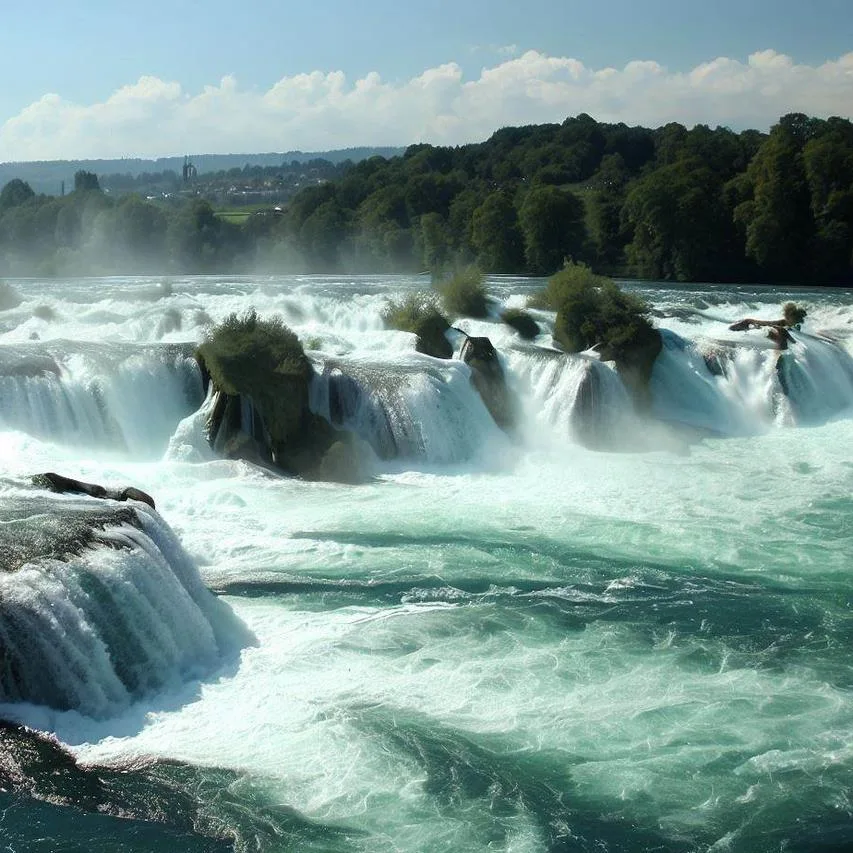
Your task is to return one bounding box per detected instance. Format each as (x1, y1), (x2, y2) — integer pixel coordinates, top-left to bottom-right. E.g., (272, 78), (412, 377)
(182, 156), (197, 183)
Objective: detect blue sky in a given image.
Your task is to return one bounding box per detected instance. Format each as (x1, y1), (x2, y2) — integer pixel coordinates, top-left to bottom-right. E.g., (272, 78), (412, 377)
(1, 0), (851, 159)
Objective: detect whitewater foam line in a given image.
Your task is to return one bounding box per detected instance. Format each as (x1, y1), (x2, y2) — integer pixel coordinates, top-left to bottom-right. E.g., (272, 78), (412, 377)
(0, 502), (252, 718)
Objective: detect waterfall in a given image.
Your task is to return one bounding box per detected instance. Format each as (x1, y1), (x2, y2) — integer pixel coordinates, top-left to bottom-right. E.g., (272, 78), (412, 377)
(508, 348), (634, 448)
(650, 330), (853, 435)
(776, 331), (853, 424)
(0, 498), (252, 718)
(649, 330), (776, 435)
(0, 343), (203, 456)
(309, 354), (501, 464)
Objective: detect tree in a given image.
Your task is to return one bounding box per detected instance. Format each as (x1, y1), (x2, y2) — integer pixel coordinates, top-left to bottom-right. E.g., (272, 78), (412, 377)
(623, 157), (734, 281)
(0, 179), (35, 211)
(518, 186), (586, 274)
(734, 117), (814, 281)
(74, 170), (101, 193)
(417, 212), (451, 273)
(300, 199), (349, 269)
(470, 192), (524, 272)
(802, 118), (853, 281)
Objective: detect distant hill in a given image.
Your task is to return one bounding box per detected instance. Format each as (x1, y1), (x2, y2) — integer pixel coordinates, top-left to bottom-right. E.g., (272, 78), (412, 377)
(0, 148), (404, 195)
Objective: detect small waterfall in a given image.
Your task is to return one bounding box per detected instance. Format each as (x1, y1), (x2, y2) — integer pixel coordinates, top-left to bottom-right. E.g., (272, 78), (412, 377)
(0, 343), (203, 455)
(309, 355), (500, 464)
(509, 349), (633, 448)
(776, 332), (853, 424)
(0, 499), (251, 718)
(650, 331), (775, 435)
(651, 330), (853, 435)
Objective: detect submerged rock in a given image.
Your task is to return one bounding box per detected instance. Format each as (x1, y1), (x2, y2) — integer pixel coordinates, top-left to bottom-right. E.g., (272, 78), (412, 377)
(460, 335), (515, 431)
(0, 484), (253, 714)
(0, 720), (355, 851)
(0, 494), (140, 574)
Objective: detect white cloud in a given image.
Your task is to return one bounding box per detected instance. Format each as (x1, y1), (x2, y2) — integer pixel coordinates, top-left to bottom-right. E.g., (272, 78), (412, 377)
(1, 50), (852, 160)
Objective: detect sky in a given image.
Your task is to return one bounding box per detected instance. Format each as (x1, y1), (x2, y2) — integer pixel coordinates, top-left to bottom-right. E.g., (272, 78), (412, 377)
(0, 0), (851, 161)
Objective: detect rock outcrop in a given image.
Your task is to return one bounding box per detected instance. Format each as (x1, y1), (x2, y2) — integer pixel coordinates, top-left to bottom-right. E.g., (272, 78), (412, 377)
(32, 472), (156, 509)
(198, 311), (367, 482)
(500, 308), (540, 340)
(606, 329), (663, 413)
(460, 336), (515, 431)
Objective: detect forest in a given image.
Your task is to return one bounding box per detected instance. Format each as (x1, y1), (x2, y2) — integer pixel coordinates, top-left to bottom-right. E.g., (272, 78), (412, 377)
(1, 112), (851, 284)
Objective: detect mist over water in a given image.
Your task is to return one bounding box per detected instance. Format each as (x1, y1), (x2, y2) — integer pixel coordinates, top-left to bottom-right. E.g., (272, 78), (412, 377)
(1, 274), (853, 852)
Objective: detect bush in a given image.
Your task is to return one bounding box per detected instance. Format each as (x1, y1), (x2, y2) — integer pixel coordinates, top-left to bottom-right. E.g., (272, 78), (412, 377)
(527, 260), (612, 311)
(382, 292), (452, 358)
(435, 265), (488, 318)
(198, 309), (310, 398)
(538, 261), (658, 362)
(782, 302), (807, 327)
(500, 308), (540, 340)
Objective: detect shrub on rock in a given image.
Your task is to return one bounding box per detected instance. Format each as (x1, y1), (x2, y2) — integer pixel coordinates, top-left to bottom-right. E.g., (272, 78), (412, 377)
(435, 265), (489, 319)
(782, 302), (807, 328)
(382, 292), (452, 359)
(500, 308), (539, 340)
(534, 261), (662, 409)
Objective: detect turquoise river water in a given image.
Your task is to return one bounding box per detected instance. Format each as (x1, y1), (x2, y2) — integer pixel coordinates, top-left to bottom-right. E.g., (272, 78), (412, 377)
(0, 275), (852, 852)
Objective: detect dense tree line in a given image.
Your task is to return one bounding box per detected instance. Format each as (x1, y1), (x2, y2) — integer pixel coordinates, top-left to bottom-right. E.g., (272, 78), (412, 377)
(0, 171), (251, 275)
(1, 113), (852, 283)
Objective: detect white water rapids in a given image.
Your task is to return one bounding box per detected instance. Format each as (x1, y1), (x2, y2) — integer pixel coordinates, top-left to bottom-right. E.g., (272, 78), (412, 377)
(0, 275), (852, 852)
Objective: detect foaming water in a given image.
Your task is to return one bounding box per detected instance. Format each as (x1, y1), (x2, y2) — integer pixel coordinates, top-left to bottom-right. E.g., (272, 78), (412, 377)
(0, 493), (251, 718)
(309, 354), (503, 462)
(0, 342), (203, 455)
(1, 275), (853, 852)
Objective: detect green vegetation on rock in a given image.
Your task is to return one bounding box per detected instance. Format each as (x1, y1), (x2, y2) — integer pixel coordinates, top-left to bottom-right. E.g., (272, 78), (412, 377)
(198, 310), (314, 455)
(198, 310), (311, 396)
(540, 261), (658, 362)
(783, 302), (807, 327)
(435, 265), (488, 319)
(382, 292), (452, 359)
(499, 308), (540, 340)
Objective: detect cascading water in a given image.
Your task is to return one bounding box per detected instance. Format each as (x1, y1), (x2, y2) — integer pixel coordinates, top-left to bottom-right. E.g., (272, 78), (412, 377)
(1, 275), (852, 853)
(0, 491), (252, 718)
(309, 354), (503, 463)
(508, 347), (634, 448)
(0, 342), (203, 455)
